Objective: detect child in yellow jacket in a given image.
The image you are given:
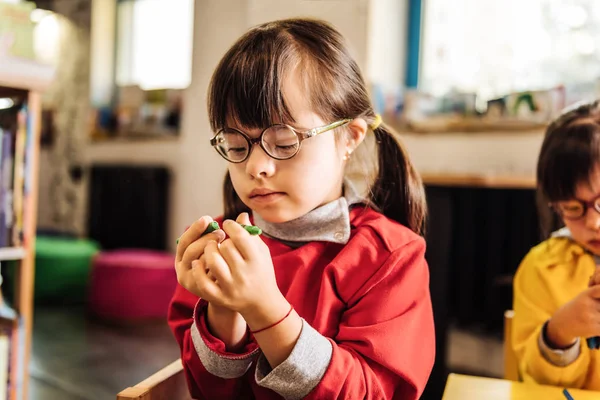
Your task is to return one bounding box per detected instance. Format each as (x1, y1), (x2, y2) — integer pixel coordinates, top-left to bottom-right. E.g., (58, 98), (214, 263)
(513, 100), (600, 390)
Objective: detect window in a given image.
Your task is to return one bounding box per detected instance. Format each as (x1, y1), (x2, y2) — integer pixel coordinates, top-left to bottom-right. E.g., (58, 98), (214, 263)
(420, 0), (600, 103)
(115, 0), (194, 90)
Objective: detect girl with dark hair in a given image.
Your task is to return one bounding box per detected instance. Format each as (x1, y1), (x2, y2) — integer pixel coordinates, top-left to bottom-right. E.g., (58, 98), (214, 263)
(513, 100), (600, 390)
(169, 18), (435, 399)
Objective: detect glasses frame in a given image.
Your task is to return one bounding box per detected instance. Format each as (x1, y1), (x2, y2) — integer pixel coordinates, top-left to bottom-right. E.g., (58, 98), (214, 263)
(210, 118), (352, 163)
(550, 194), (600, 221)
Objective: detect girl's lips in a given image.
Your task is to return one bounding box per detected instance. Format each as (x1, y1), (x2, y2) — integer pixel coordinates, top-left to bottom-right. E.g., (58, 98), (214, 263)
(249, 188), (278, 197)
(249, 192), (285, 204)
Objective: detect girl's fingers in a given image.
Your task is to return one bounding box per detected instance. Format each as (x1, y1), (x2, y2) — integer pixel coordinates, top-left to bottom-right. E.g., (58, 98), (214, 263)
(592, 268), (600, 286)
(176, 216), (213, 262)
(589, 285), (600, 299)
(237, 212), (251, 226)
(219, 238), (245, 270)
(204, 240), (233, 284)
(181, 231), (226, 267)
(193, 258), (216, 283)
(177, 262), (198, 291)
(191, 258), (222, 302)
(222, 218), (257, 260)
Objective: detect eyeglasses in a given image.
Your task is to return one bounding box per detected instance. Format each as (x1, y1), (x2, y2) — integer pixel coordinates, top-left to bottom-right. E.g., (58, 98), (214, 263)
(551, 194), (600, 220)
(210, 119), (352, 163)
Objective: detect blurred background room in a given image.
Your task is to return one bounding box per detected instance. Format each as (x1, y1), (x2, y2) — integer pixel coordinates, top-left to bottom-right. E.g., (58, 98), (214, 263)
(0, 0), (599, 399)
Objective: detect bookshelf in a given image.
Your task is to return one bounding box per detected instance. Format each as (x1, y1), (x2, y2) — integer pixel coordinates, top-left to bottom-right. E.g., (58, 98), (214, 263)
(0, 249), (26, 262)
(0, 55), (54, 400)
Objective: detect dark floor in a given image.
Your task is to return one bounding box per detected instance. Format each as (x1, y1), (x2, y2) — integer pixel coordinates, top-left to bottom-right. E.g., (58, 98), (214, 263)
(29, 306), (180, 400)
(27, 307), (503, 400)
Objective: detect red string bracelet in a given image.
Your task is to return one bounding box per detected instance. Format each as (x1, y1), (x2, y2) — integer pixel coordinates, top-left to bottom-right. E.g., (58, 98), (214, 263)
(250, 305), (294, 334)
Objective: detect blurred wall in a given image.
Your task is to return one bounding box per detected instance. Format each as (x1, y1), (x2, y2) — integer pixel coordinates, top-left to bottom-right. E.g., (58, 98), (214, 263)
(85, 0), (246, 250)
(403, 130), (544, 177)
(84, 0), (405, 251)
(37, 0), (91, 234)
(37, 0), (543, 250)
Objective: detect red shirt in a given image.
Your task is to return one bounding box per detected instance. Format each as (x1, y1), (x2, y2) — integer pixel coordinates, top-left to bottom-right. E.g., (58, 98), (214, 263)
(168, 206), (435, 399)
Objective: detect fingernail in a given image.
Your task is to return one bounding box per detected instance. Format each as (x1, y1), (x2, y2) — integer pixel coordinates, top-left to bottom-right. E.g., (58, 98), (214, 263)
(176, 237), (180, 244)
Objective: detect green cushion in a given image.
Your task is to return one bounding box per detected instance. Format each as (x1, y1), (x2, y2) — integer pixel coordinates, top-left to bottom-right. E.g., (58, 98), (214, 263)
(34, 236), (100, 303)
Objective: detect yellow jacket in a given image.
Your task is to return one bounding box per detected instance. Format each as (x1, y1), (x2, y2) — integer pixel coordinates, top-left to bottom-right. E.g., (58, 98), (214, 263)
(513, 236), (600, 389)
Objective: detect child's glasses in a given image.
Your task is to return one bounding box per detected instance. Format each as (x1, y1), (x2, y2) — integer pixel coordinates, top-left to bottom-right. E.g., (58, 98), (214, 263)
(551, 194), (600, 220)
(210, 119), (351, 163)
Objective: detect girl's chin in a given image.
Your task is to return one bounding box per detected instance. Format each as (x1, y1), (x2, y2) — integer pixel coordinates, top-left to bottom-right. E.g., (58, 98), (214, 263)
(252, 207), (306, 224)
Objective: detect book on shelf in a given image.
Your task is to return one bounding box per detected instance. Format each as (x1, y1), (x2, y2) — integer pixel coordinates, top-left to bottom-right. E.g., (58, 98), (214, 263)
(0, 101), (30, 249)
(0, 131), (13, 249)
(0, 267), (17, 400)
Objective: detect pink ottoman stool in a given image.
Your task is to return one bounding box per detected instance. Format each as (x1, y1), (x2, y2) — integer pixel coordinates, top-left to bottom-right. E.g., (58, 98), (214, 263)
(88, 249), (177, 321)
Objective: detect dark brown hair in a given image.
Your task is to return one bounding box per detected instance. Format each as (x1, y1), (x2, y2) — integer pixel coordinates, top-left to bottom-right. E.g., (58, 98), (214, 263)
(537, 100), (600, 237)
(208, 18), (426, 235)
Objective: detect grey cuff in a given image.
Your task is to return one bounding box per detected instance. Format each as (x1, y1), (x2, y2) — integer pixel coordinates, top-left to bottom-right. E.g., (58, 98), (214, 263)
(255, 319), (332, 400)
(538, 325), (581, 367)
(191, 319), (259, 379)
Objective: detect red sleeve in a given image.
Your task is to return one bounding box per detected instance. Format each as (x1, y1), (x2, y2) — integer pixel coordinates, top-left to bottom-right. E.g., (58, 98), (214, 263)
(167, 284), (259, 399)
(306, 238), (435, 399)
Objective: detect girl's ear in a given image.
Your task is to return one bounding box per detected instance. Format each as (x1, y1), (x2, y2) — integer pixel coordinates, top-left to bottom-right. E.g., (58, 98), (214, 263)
(345, 117), (368, 153)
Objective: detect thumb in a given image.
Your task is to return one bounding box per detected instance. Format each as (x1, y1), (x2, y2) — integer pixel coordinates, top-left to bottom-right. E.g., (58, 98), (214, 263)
(236, 212), (251, 226)
(588, 284), (600, 299)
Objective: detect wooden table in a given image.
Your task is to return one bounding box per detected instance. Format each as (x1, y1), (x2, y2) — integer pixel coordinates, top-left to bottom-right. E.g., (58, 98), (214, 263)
(443, 374), (600, 400)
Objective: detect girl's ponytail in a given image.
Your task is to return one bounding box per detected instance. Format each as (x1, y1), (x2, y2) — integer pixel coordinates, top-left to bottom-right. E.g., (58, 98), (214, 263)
(369, 124), (427, 236)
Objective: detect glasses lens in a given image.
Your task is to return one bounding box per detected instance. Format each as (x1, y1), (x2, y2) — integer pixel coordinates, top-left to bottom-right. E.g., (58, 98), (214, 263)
(214, 129), (249, 162)
(557, 200), (585, 219)
(594, 197), (600, 215)
(262, 125), (300, 159)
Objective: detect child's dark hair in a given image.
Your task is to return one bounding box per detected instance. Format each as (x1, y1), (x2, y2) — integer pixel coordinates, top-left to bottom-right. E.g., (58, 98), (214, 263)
(208, 18), (426, 235)
(537, 100), (600, 236)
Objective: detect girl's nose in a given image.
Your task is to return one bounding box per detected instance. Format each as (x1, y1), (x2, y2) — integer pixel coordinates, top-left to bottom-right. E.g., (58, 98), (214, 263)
(585, 208), (600, 231)
(245, 144), (276, 179)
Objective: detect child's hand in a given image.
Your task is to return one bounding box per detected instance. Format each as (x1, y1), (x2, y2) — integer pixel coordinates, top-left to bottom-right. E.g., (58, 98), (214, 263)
(546, 285), (600, 348)
(589, 266), (600, 287)
(193, 213), (289, 327)
(175, 216), (226, 298)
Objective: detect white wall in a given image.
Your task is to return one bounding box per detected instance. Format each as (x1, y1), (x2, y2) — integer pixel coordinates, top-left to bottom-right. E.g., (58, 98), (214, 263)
(71, 0), (545, 253)
(247, 0), (370, 71)
(401, 130), (544, 178)
(366, 0), (407, 91)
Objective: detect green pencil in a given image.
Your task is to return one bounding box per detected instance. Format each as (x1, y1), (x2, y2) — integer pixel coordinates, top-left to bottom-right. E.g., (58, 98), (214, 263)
(201, 221), (220, 236)
(176, 221), (262, 244)
(239, 224), (262, 235)
(201, 221), (261, 236)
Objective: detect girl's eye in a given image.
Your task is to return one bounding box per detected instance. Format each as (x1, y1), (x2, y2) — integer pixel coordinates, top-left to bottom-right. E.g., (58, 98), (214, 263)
(558, 201), (584, 215)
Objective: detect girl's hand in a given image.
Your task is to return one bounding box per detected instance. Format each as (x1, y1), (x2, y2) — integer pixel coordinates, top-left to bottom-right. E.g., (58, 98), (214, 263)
(589, 266), (600, 287)
(175, 216), (226, 298)
(546, 285), (600, 348)
(193, 213), (289, 329)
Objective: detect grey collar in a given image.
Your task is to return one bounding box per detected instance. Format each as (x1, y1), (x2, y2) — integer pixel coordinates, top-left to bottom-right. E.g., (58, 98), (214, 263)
(252, 180), (367, 248)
